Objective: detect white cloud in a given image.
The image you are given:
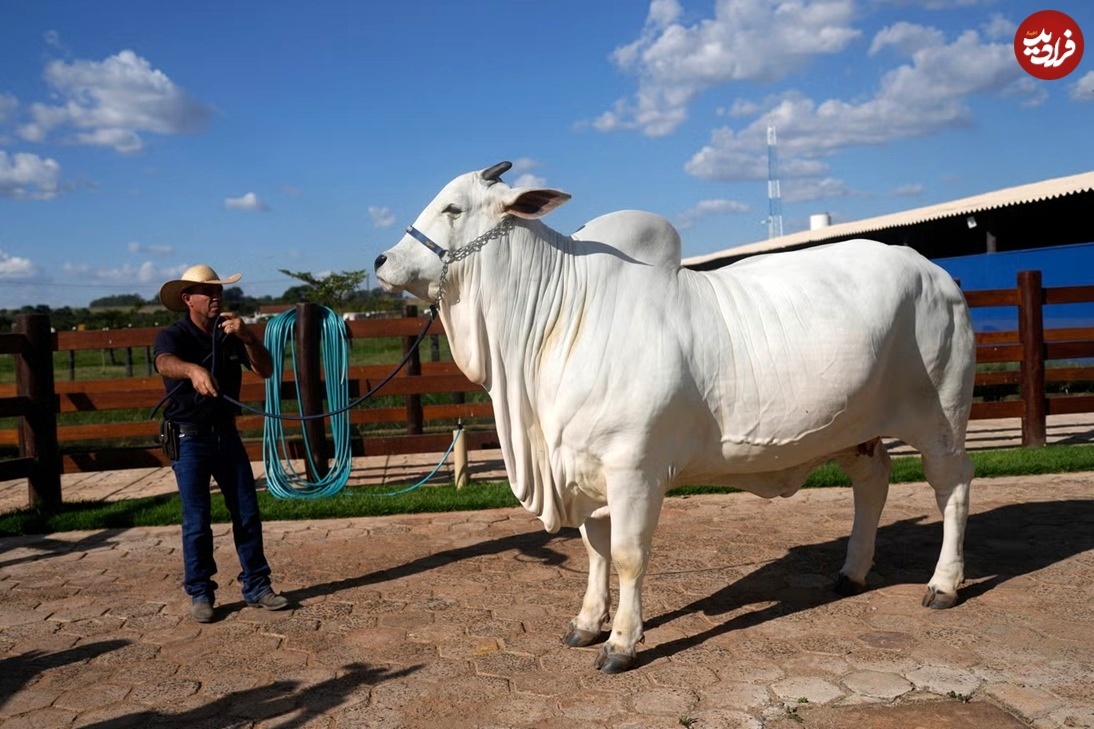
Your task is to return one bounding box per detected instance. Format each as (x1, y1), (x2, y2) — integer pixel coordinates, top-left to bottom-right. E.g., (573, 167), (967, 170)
(62, 260), (169, 283)
(890, 0), (996, 8)
(19, 50), (211, 153)
(870, 21), (945, 56)
(980, 14), (1014, 42)
(510, 157), (539, 174)
(0, 93), (17, 123)
(718, 99), (761, 118)
(136, 261), (160, 281)
(589, 0), (861, 136)
(0, 150), (61, 199)
(513, 173), (547, 188)
(368, 206), (396, 228)
(782, 177), (853, 204)
(0, 249), (40, 280)
(686, 24), (1025, 183)
(676, 198), (751, 229)
(1003, 76), (1048, 107)
(73, 127), (144, 154)
(224, 192), (268, 211)
(1070, 71), (1094, 101)
(43, 30), (67, 52)
(891, 183), (924, 197)
(127, 241), (174, 255)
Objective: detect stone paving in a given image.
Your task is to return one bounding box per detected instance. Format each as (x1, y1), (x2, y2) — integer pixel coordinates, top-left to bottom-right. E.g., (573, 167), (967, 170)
(1, 471), (1093, 728)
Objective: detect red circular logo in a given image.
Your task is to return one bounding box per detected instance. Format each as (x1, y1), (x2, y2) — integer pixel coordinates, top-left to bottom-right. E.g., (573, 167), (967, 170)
(1015, 10), (1084, 80)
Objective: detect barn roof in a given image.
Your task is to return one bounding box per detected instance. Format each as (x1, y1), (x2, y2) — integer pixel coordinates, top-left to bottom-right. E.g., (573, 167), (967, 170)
(683, 171), (1094, 271)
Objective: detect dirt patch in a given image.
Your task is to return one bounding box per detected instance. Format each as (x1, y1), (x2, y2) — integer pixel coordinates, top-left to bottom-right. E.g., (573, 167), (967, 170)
(765, 699), (1028, 729)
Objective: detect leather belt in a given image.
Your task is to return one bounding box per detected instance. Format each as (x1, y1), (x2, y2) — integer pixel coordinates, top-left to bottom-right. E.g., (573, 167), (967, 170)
(175, 422), (235, 436)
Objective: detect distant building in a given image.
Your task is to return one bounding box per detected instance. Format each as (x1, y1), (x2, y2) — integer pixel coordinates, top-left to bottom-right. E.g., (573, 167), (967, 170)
(684, 171), (1094, 270)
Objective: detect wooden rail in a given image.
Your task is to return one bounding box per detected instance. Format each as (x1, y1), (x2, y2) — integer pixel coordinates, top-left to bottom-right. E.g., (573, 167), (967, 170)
(967, 272), (1094, 447)
(2, 270), (1094, 506)
(1, 305), (497, 486)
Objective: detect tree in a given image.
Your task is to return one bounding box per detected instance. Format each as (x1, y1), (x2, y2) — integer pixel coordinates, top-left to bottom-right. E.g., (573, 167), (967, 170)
(223, 285), (246, 306)
(89, 293), (145, 308)
(277, 269), (370, 311)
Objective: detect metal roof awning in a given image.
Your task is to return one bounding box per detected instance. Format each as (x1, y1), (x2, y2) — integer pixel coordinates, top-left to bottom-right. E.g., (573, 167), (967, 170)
(684, 171), (1094, 271)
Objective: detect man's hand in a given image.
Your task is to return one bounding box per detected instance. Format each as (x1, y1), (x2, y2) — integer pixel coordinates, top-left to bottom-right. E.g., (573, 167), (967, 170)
(218, 312), (257, 344)
(219, 312), (274, 379)
(189, 366), (221, 398)
(155, 354), (220, 397)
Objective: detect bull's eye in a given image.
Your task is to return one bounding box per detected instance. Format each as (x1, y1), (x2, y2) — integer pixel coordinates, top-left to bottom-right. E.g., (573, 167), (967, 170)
(442, 204), (462, 216)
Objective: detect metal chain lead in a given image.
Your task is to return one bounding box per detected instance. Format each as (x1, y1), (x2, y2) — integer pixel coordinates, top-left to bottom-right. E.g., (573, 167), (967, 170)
(435, 216), (515, 305)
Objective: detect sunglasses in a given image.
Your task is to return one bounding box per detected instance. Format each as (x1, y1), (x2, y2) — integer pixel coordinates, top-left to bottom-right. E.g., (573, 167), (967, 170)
(183, 284), (224, 297)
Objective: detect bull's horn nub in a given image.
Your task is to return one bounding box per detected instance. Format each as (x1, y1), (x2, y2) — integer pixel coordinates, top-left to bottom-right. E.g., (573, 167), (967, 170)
(482, 161), (512, 182)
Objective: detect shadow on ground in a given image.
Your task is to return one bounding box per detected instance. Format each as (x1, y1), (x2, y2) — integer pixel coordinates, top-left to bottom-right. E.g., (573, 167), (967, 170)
(642, 499), (1094, 665)
(285, 527), (577, 606)
(76, 662), (420, 729)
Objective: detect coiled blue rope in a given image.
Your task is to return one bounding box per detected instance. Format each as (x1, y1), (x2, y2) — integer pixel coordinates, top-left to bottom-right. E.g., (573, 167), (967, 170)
(262, 307), (353, 499)
(260, 306), (464, 500)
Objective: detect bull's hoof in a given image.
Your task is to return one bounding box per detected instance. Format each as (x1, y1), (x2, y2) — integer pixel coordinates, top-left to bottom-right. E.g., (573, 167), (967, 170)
(921, 585), (959, 609)
(594, 646), (637, 674)
(834, 573), (866, 597)
(563, 622), (602, 648)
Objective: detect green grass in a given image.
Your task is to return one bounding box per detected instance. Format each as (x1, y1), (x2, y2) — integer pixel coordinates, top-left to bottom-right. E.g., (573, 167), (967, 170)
(0, 480), (522, 537)
(2, 444), (1094, 537)
(0, 335), (426, 384)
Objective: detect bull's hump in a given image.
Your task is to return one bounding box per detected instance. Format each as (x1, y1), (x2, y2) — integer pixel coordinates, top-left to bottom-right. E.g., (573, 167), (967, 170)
(572, 210), (682, 269)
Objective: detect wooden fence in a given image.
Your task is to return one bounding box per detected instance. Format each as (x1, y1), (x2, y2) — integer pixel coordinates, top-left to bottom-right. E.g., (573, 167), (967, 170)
(2, 272), (1094, 508)
(0, 304), (497, 507)
(966, 271), (1094, 446)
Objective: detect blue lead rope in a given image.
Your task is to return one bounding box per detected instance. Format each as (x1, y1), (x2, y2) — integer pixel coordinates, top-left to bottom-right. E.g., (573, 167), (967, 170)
(261, 306), (462, 500)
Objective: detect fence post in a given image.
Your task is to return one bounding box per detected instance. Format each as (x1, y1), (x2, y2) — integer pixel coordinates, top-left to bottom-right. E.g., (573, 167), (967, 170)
(452, 425), (469, 489)
(404, 304), (424, 435)
(1017, 270), (1046, 447)
(14, 313), (62, 508)
(296, 303), (330, 481)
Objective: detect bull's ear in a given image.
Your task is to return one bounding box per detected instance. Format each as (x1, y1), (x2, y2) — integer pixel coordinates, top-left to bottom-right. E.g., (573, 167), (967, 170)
(502, 188), (572, 219)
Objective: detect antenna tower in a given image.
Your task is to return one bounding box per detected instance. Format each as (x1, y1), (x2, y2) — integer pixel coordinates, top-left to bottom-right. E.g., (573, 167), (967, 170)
(767, 124), (783, 239)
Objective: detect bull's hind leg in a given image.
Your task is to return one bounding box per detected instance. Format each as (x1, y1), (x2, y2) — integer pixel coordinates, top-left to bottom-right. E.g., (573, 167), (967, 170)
(564, 516), (611, 648)
(920, 449), (973, 609)
(833, 439), (892, 595)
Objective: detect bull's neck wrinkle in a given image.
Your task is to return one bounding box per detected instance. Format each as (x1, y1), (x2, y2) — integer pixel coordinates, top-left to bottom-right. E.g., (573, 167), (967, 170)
(439, 219), (579, 388)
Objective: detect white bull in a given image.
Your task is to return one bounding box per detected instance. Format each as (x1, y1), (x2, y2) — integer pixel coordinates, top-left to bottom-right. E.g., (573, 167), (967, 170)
(375, 162), (975, 673)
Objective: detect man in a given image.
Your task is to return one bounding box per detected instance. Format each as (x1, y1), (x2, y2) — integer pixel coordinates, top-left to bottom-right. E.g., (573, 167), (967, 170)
(155, 264), (289, 623)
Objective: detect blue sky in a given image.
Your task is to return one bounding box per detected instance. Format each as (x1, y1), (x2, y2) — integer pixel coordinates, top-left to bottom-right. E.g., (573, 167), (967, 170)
(1, 0), (1092, 310)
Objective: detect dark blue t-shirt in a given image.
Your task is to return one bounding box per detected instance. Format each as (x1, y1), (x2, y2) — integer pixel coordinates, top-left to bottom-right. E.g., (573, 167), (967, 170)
(154, 316), (252, 425)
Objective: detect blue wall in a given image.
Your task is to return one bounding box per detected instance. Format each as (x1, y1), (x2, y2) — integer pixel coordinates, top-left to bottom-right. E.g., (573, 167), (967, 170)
(936, 242), (1094, 332)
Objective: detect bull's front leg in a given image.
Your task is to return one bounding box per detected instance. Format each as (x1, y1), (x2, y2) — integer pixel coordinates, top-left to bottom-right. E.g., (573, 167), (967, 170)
(595, 473), (664, 673)
(564, 514), (612, 648)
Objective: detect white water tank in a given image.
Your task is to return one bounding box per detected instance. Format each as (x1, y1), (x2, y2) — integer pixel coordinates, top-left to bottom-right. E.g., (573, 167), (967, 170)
(809, 213), (831, 230)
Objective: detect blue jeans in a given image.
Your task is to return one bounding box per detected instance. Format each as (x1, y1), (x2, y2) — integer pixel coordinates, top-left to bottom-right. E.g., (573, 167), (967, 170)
(171, 427), (272, 604)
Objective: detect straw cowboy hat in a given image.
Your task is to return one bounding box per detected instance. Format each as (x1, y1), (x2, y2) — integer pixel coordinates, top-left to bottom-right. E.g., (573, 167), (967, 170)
(159, 264), (243, 312)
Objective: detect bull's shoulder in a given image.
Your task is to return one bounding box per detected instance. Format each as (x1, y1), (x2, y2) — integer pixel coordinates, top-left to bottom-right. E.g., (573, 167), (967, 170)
(571, 210), (682, 269)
